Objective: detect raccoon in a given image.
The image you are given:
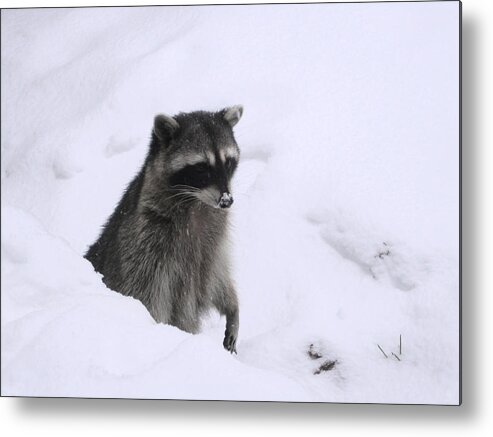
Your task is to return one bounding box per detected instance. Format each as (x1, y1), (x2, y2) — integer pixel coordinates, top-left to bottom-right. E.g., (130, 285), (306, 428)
(85, 106), (243, 353)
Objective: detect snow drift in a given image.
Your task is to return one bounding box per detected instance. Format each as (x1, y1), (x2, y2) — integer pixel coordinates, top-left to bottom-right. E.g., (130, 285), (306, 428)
(1, 2), (459, 403)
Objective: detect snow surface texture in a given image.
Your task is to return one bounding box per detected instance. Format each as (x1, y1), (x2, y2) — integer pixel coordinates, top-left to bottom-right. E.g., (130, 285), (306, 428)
(1, 3), (459, 403)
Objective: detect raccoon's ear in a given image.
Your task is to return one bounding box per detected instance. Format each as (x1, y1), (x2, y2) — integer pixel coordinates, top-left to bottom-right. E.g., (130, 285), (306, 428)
(153, 114), (180, 144)
(222, 105), (243, 127)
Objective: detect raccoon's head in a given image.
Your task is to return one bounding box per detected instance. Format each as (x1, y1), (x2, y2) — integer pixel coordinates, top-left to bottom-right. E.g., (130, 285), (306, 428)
(151, 106), (243, 210)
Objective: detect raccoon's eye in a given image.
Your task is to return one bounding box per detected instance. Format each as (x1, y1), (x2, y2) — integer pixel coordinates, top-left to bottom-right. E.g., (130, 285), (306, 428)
(169, 162), (213, 189)
(193, 163), (210, 175)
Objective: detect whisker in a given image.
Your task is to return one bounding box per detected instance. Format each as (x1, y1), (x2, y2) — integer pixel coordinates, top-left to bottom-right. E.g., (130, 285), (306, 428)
(166, 191), (197, 201)
(169, 184), (201, 192)
(166, 194), (198, 214)
(171, 193), (196, 205)
(206, 192), (218, 207)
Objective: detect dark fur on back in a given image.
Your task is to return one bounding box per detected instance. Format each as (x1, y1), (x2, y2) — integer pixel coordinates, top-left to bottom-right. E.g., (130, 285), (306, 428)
(86, 107), (243, 353)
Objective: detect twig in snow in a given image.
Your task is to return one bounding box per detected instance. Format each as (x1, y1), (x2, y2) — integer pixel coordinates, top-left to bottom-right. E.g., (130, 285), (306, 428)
(377, 344), (388, 358)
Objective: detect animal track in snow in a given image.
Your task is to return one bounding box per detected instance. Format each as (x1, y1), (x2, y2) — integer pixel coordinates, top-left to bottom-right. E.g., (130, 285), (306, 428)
(52, 156), (82, 180)
(306, 342), (339, 376)
(307, 211), (429, 291)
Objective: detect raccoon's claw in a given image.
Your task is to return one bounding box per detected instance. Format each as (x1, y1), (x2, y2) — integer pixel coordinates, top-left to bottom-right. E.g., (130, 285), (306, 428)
(223, 333), (237, 354)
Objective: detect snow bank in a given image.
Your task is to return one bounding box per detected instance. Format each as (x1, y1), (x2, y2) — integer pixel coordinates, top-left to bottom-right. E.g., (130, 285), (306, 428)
(1, 2), (459, 403)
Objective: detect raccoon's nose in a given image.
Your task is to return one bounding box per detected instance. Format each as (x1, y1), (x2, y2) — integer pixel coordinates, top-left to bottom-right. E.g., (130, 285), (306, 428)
(218, 192), (234, 209)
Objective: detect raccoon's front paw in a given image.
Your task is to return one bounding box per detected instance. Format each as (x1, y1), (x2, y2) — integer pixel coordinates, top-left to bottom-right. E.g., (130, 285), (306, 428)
(223, 330), (238, 354)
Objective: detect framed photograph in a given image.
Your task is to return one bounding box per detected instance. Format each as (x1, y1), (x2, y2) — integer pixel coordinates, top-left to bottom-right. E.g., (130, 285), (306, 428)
(1, 0), (461, 405)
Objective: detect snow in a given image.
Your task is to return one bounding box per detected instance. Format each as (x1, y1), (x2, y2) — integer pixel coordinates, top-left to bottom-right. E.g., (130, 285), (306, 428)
(1, 2), (459, 403)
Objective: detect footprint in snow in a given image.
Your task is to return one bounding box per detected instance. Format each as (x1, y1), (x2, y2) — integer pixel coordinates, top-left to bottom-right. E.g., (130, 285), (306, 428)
(306, 211), (429, 291)
(306, 343), (339, 376)
(52, 157), (82, 180)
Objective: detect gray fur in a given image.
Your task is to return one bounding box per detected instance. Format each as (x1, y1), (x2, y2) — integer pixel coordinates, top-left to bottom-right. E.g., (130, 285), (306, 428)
(85, 107), (243, 353)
